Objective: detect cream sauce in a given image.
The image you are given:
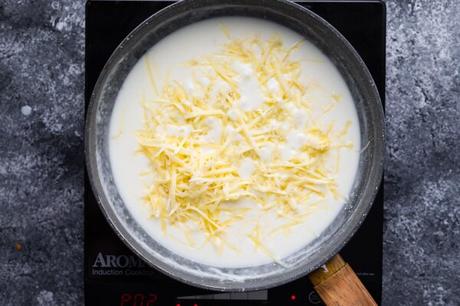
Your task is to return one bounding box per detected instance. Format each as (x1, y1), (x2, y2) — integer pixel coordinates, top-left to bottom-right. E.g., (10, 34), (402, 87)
(109, 17), (360, 268)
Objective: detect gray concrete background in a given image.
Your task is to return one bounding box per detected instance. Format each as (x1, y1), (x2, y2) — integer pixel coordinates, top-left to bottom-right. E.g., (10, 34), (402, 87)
(0, 0), (459, 305)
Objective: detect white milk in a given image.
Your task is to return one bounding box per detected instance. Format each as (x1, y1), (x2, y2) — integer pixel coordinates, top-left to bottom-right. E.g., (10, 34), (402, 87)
(109, 17), (360, 268)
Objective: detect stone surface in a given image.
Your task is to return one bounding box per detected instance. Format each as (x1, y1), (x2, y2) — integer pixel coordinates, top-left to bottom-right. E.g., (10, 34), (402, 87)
(0, 0), (458, 305)
(384, 1), (460, 305)
(0, 0), (84, 305)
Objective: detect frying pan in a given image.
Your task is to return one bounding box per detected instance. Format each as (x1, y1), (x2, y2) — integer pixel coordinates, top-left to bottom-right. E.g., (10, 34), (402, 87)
(85, 0), (384, 303)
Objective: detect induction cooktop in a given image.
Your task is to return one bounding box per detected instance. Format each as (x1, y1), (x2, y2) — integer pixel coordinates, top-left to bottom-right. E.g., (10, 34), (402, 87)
(84, 1), (386, 305)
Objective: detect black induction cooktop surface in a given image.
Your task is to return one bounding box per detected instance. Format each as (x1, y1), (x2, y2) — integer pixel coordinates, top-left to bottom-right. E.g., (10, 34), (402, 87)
(85, 1), (386, 305)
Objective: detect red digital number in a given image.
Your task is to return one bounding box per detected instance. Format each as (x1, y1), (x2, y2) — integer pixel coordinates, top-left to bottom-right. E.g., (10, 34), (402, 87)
(120, 293), (158, 306)
(120, 293), (132, 306)
(146, 294), (158, 306)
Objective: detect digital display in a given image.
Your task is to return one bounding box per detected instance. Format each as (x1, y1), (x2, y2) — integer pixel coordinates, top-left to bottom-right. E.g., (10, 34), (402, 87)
(120, 293), (158, 306)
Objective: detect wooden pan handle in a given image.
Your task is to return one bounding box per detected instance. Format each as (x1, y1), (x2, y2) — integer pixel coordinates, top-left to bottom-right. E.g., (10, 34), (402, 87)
(308, 254), (377, 306)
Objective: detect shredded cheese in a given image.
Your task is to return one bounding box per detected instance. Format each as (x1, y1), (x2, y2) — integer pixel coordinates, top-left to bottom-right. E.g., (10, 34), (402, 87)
(136, 33), (353, 254)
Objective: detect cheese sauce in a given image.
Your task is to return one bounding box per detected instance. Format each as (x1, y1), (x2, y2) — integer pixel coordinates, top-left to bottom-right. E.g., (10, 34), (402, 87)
(109, 17), (360, 268)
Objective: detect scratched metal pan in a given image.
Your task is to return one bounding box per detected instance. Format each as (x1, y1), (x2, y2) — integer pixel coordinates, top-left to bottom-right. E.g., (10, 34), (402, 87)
(85, 0), (384, 291)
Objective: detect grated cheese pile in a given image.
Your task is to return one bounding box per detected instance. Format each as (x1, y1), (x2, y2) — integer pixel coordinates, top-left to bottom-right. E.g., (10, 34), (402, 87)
(136, 33), (353, 252)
